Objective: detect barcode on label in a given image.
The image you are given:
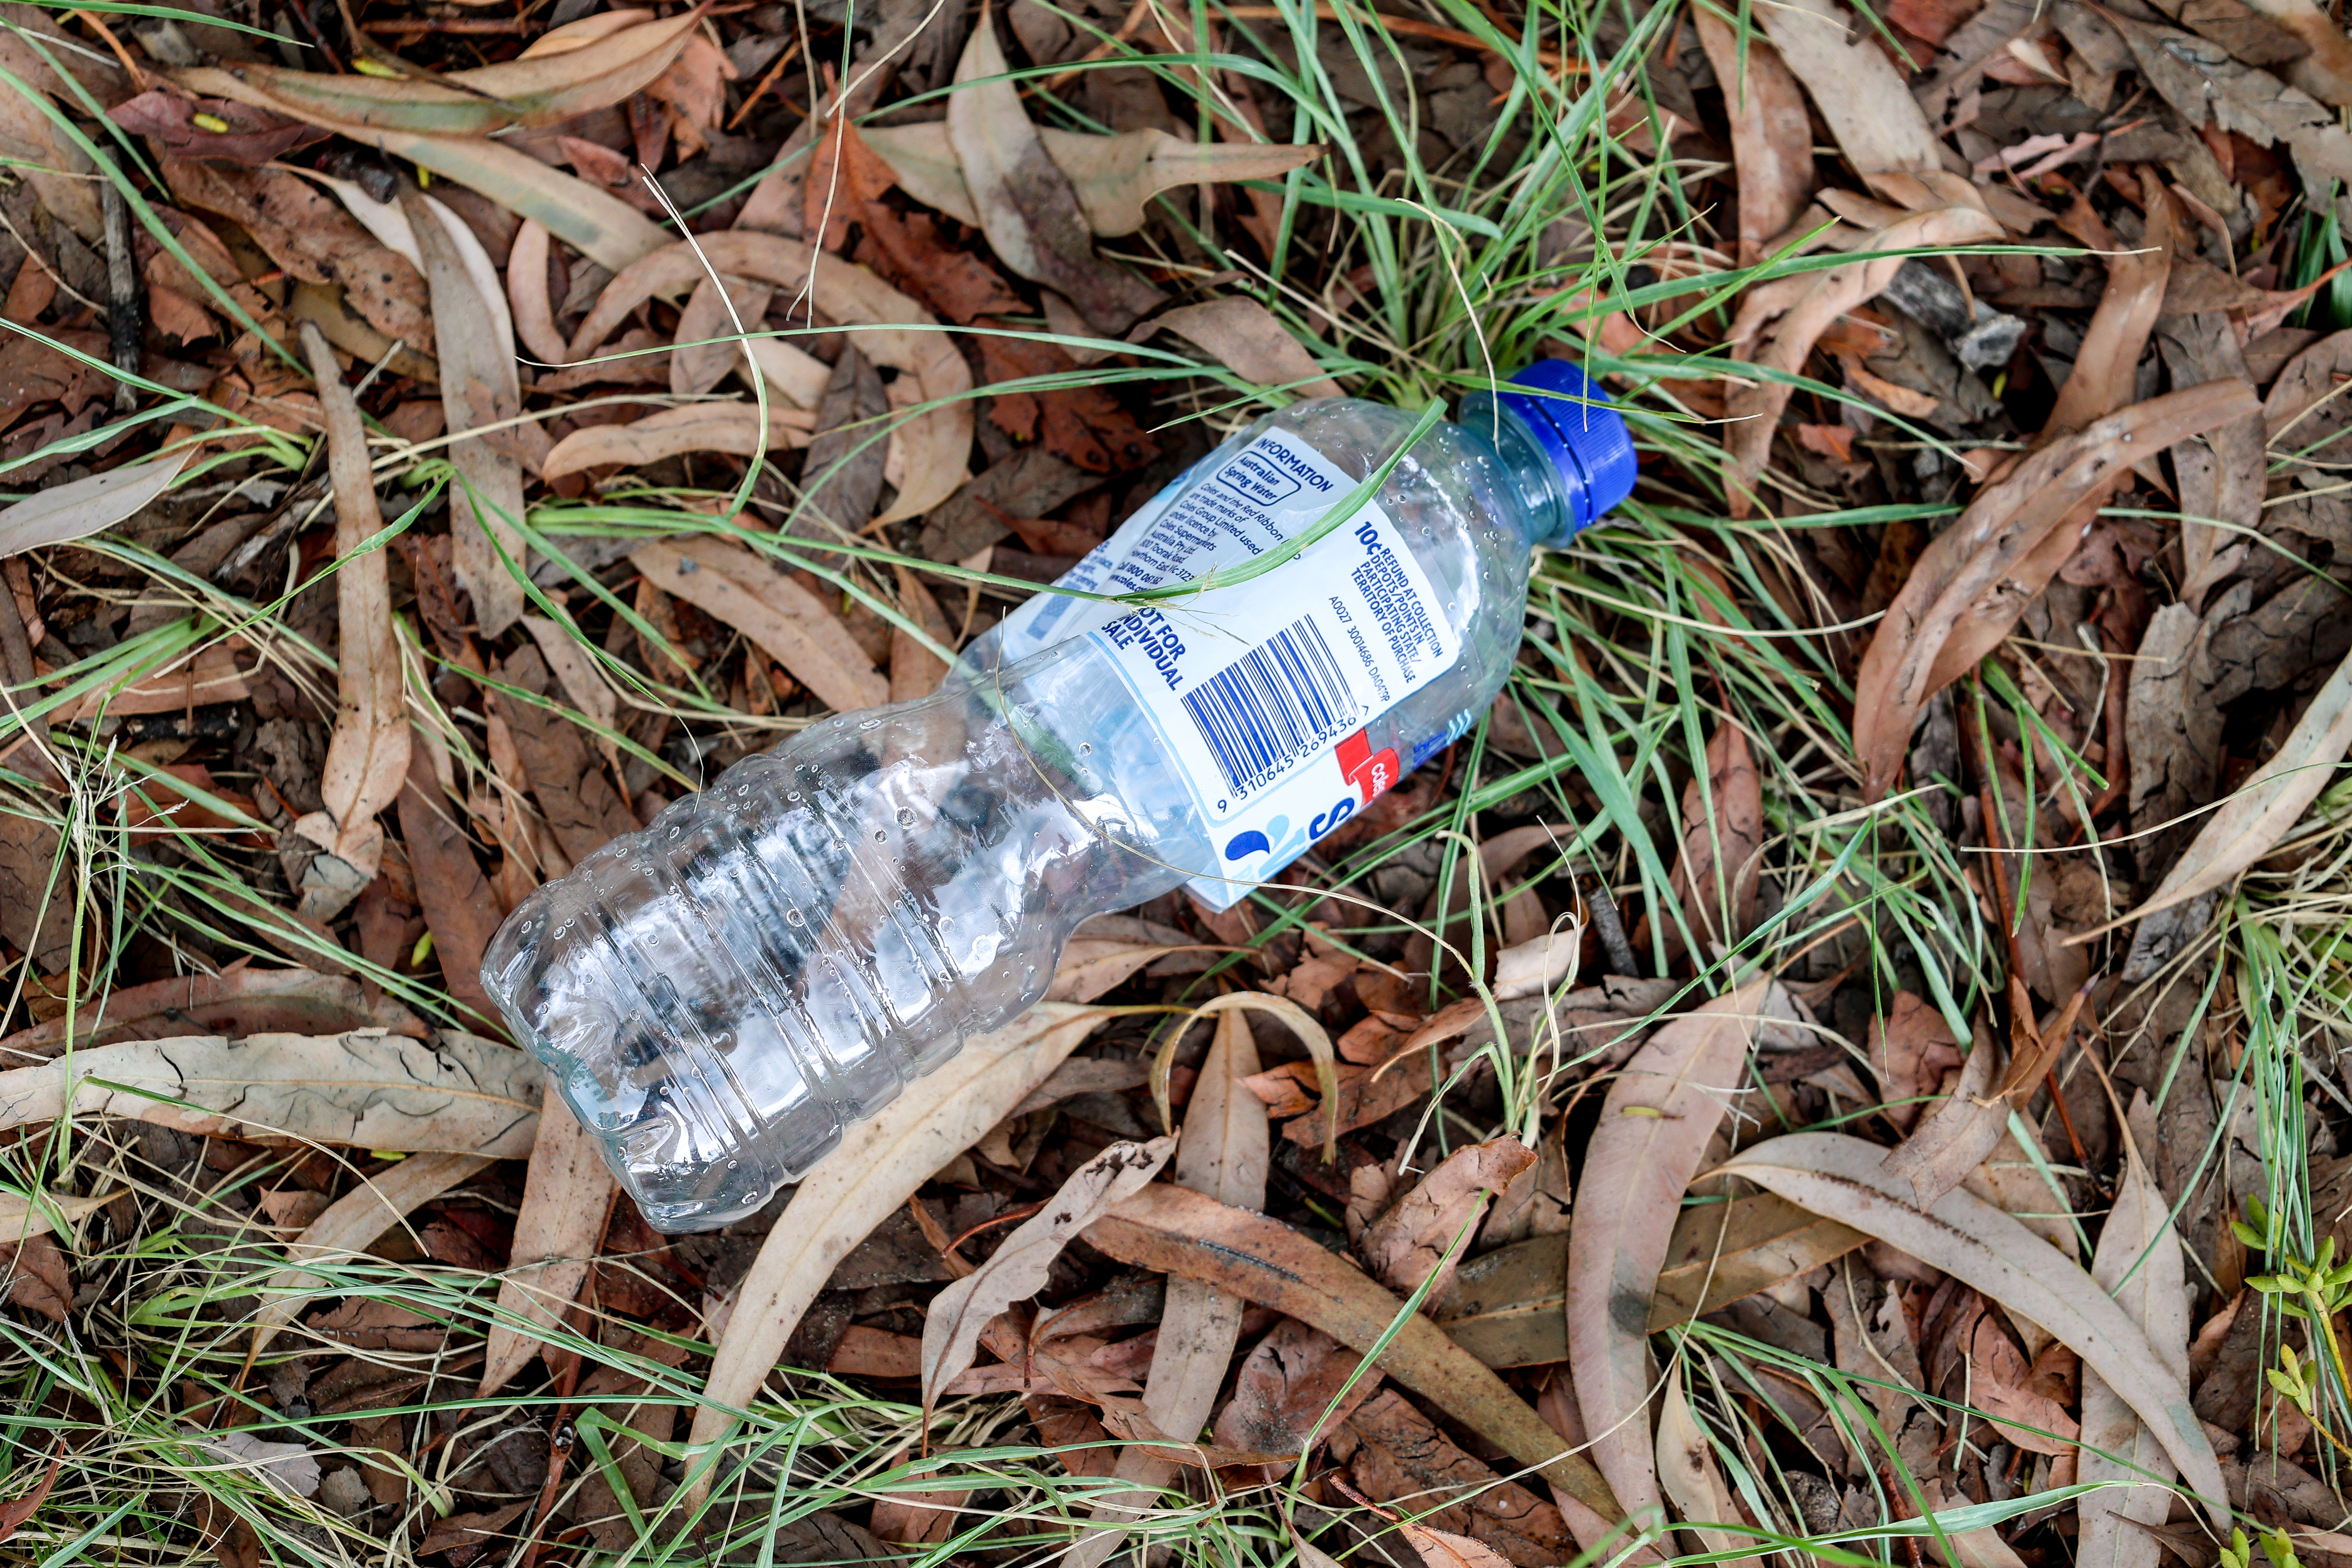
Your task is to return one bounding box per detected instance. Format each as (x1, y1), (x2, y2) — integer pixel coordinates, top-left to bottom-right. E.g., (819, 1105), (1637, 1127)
(1180, 618), (1361, 796)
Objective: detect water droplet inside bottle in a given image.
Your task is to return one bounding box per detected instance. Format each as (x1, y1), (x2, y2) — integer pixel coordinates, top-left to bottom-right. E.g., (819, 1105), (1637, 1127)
(786, 908), (804, 926)
(1078, 742), (1092, 754)
(897, 808), (915, 826)
(787, 791), (801, 802)
(874, 828), (886, 841)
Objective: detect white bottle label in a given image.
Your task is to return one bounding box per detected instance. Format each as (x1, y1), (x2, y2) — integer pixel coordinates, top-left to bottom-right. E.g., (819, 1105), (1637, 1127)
(989, 433), (1459, 908)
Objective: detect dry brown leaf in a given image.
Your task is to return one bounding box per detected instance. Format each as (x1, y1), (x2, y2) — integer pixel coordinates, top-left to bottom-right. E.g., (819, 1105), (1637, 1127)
(2046, 189), (2180, 436)
(542, 404), (816, 478)
(2102, 10), (2352, 206)
(0, 1453), (61, 1544)
(505, 218), (567, 366)
(291, 324), (408, 919)
(0, 74), (98, 240)
(520, 615), (621, 776)
(0, 453), (191, 559)
(1214, 1317), (1378, 1482)
(888, 564), (956, 703)
(170, 10), (699, 136)
(947, 8), (1164, 333)
(0, 1030), (538, 1153)
(631, 536), (887, 714)
(1868, 992), (1963, 1133)
(1335, 1388), (1574, 1567)
(1158, 992), (1338, 1162)
(1567, 981), (1765, 1526)
(864, 120), (1319, 239)
(1363, 1137), (1535, 1301)
(1065, 1006), (1266, 1568)
(395, 746), (503, 1028)
(1434, 1194), (1867, 1367)
(2087, 634), (2352, 937)
(1850, 379), (2262, 800)
(251, 1150), (495, 1352)
(1139, 297), (1342, 399)
(1088, 1182), (1622, 1520)
(163, 159), (432, 352)
(1880, 1020), (2009, 1210)
(493, 645), (638, 867)
(1753, 0), (1949, 173)
(1726, 206), (2005, 518)
(2079, 1096), (2189, 1568)
(684, 1002), (1112, 1504)
(923, 1137), (1173, 1414)
(479, 1098), (617, 1395)
(1691, 11), (1813, 266)
(564, 231), (970, 521)
(403, 188), (527, 637)
(1716, 1131), (2226, 1521)
(1663, 720), (1761, 964)
(1656, 1375), (1762, 1568)
(3, 968), (428, 1067)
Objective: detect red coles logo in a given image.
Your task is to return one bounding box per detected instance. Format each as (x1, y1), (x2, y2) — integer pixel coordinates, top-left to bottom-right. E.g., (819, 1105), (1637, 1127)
(1335, 730), (1400, 805)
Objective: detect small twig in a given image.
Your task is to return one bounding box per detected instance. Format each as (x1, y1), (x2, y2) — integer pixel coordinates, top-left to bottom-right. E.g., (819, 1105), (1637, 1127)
(101, 185), (140, 416)
(1580, 858), (1640, 977)
(726, 36), (803, 132)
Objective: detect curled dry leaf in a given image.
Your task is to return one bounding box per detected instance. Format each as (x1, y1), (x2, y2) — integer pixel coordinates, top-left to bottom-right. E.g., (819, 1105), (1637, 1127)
(1087, 1182), (1622, 1521)
(542, 404), (816, 478)
(250, 1150), (495, 1353)
(1851, 379), (2262, 800)
(0, 1030), (539, 1154)
(920, 1136), (1175, 1415)
(684, 1002), (1112, 1504)
(947, 9), (1164, 333)
(1715, 1131), (2226, 1522)
(1151, 990), (1338, 1163)
(171, 11), (700, 137)
(566, 232), (971, 521)
(479, 1098), (618, 1396)
(1725, 205), (2005, 518)
(291, 324), (408, 916)
(631, 536), (887, 714)
(1064, 1006), (1267, 1568)
(2078, 1096), (2189, 1568)
(1363, 1136), (1536, 1300)
(1567, 980), (1766, 1528)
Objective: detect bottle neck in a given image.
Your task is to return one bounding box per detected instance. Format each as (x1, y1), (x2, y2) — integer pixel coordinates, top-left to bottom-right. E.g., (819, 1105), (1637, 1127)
(1455, 395), (1574, 545)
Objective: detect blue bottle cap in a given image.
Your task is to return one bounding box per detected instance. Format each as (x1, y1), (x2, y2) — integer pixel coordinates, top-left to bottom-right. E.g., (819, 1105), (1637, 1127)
(1491, 360), (1636, 537)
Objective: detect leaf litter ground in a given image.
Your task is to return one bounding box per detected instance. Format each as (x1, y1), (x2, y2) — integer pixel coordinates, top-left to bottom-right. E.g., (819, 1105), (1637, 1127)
(0, 0), (2351, 1565)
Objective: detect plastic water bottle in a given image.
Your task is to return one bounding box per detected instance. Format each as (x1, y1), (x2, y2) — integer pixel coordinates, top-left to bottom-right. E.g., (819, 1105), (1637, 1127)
(480, 363), (1635, 1231)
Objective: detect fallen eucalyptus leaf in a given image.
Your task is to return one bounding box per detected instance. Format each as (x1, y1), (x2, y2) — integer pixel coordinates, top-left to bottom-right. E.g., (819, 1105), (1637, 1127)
(1716, 1131), (2225, 1523)
(684, 1002), (1113, 1504)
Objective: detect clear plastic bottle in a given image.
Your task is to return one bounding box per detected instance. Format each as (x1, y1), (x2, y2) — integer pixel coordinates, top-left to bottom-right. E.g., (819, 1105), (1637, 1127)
(481, 363), (1636, 1231)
